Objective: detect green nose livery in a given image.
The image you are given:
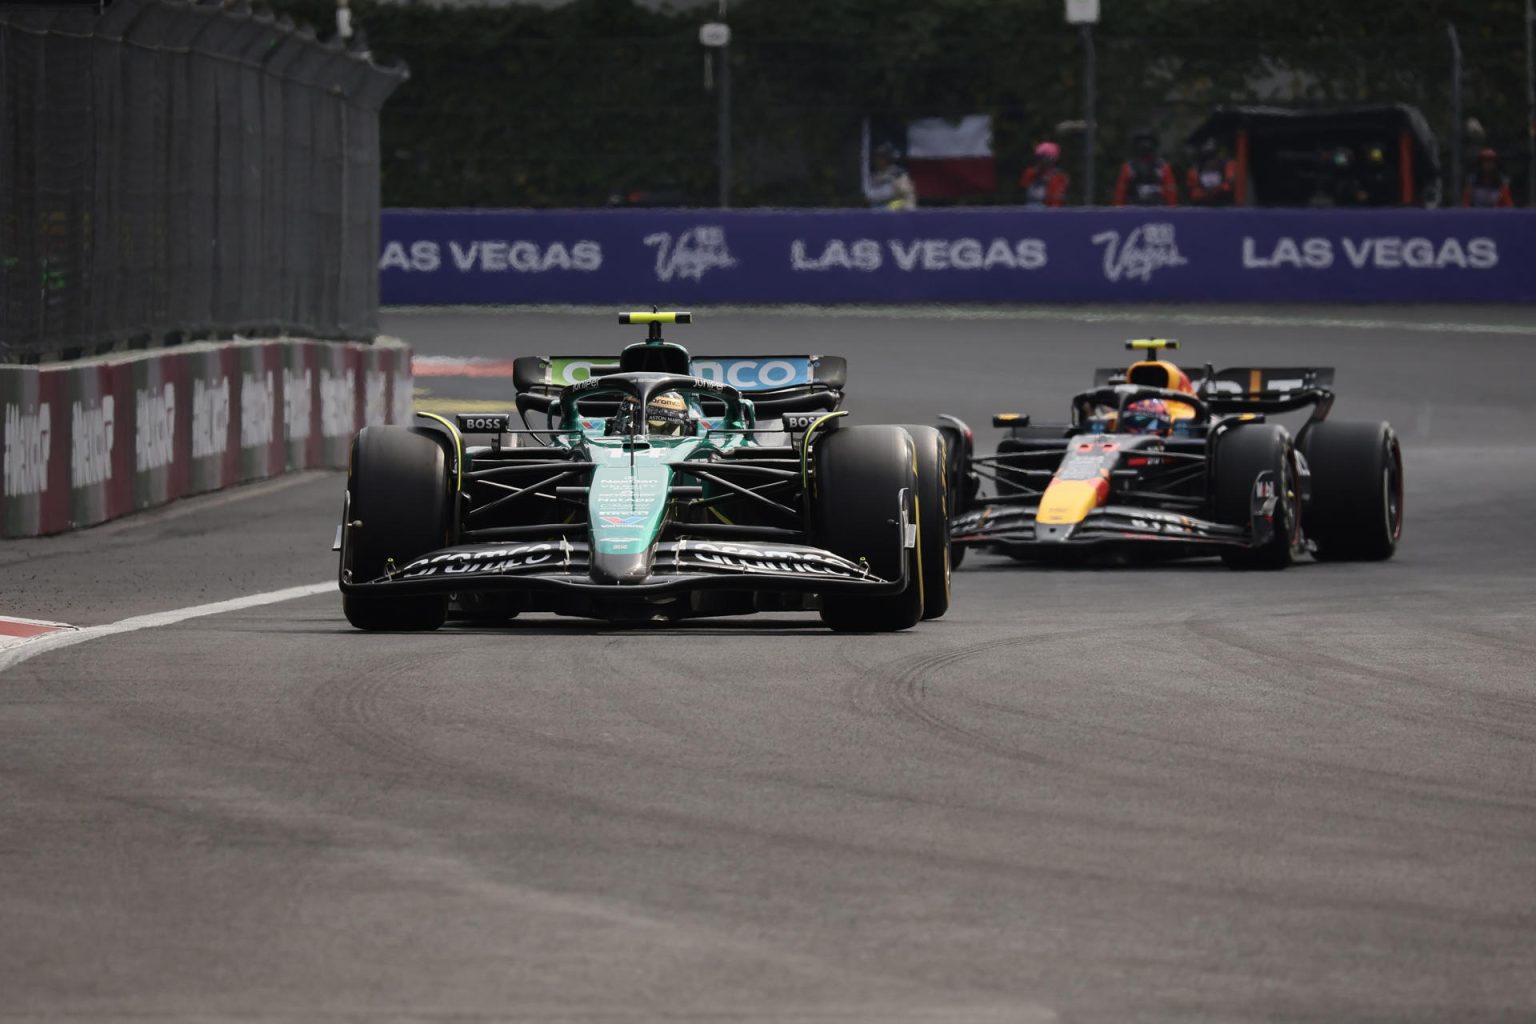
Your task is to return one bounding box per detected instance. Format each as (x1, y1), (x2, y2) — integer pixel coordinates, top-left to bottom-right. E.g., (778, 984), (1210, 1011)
(586, 436), (706, 578)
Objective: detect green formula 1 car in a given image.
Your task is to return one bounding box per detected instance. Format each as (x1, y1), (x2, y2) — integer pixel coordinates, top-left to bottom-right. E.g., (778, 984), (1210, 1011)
(336, 312), (950, 632)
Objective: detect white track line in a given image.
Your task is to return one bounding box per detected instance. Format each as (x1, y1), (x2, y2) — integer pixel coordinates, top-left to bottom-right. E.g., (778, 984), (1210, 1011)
(382, 303), (1536, 336)
(0, 582), (336, 675)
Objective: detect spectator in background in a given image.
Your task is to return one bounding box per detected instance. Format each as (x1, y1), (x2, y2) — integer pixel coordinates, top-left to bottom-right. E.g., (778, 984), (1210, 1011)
(1019, 141), (1071, 207)
(1113, 131), (1178, 206)
(863, 142), (917, 210)
(1186, 139), (1236, 206)
(1463, 148), (1515, 207)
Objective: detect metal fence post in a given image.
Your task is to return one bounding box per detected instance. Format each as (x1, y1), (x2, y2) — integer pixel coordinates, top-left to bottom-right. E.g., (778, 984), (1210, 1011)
(1448, 21), (1462, 207)
(1082, 24), (1096, 206)
(718, 37), (731, 208)
(1526, 0), (1535, 205)
(0, 0), (404, 362)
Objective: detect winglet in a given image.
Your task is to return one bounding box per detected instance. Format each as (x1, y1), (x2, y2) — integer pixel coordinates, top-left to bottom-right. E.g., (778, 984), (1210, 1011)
(620, 311), (692, 325)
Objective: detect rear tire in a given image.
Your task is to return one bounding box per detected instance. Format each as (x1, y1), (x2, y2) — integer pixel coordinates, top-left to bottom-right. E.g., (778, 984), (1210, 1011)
(342, 426), (452, 631)
(1300, 420), (1402, 561)
(811, 425), (924, 632)
(902, 425), (951, 620)
(1212, 424), (1297, 571)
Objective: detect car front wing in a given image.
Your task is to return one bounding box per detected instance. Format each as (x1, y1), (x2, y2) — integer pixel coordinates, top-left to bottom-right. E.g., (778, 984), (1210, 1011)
(952, 502), (1254, 555)
(339, 538), (909, 598)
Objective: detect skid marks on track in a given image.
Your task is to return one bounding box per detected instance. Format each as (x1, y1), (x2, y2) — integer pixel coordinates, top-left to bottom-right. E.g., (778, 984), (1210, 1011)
(297, 637), (1078, 878)
(847, 615), (1536, 827)
(1183, 614), (1536, 747)
(304, 646), (485, 786)
(1175, 614), (1536, 822)
(843, 630), (1100, 771)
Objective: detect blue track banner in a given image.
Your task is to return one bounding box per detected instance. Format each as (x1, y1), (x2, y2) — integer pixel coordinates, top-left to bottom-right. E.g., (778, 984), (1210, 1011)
(380, 208), (1536, 305)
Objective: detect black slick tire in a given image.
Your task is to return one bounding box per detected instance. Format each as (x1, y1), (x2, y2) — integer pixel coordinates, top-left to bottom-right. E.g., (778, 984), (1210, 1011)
(1299, 420), (1403, 561)
(811, 425), (924, 632)
(901, 425), (952, 620)
(1212, 423), (1297, 571)
(342, 426), (452, 631)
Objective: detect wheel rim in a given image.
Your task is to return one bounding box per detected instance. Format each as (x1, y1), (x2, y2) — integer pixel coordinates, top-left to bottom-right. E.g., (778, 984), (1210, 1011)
(1383, 436), (1404, 541)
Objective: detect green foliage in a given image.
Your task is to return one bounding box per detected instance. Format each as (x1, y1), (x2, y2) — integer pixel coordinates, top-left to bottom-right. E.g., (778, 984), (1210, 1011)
(273, 0), (1531, 206)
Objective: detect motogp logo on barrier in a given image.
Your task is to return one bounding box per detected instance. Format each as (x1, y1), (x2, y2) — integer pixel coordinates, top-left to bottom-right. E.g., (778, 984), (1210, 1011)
(3, 402), (51, 498)
(319, 369), (356, 439)
(1092, 222), (1188, 283)
(191, 376), (231, 460)
(71, 396), (114, 488)
(241, 371), (276, 449)
(364, 369), (389, 427)
(136, 383), (177, 473)
(284, 368), (312, 443)
(644, 226), (738, 282)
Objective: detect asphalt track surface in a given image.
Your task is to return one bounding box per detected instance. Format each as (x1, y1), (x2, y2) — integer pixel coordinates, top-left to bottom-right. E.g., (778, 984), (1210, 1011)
(4, 305), (1535, 1022)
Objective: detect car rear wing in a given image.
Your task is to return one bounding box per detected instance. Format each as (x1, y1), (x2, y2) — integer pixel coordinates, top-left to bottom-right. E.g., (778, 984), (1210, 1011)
(513, 354), (847, 424)
(1193, 366), (1335, 416)
(1093, 365), (1334, 413)
(513, 354), (846, 394)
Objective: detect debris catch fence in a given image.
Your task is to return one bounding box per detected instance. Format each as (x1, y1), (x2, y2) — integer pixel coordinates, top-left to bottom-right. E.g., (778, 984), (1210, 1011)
(0, 0), (406, 363)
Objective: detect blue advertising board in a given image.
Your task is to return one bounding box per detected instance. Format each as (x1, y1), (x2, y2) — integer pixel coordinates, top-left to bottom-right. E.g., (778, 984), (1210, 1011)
(379, 207), (1536, 305)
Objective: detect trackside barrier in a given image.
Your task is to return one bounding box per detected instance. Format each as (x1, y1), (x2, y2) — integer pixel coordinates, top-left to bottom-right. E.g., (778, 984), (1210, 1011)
(0, 0), (406, 363)
(380, 207), (1536, 305)
(0, 338), (412, 538)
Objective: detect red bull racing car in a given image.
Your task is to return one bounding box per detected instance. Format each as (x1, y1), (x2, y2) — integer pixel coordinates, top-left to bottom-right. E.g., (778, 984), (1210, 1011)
(941, 340), (1403, 568)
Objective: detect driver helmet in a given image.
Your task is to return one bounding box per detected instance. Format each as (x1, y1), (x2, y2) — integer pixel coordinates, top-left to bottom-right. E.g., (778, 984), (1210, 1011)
(1034, 141), (1060, 163)
(608, 391), (693, 437)
(645, 390), (693, 436)
(607, 390), (694, 437)
(1121, 398), (1171, 436)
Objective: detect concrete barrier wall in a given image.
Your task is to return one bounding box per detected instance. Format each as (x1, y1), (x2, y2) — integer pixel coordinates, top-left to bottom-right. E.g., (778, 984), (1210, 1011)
(1, 338), (412, 538)
(379, 207), (1536, 305)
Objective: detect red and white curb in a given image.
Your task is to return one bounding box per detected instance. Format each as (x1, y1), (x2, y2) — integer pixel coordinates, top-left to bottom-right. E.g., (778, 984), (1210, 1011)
(0, 616), (78, 652)
(412, 355), (517, 378)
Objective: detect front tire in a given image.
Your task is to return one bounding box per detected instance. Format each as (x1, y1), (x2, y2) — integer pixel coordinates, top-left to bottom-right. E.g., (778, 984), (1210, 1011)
(811, 425), (924, 632)
(1212, 424), (1297, 571)
(1300, 420), (1402, 561)
(341, 426), (452, 631)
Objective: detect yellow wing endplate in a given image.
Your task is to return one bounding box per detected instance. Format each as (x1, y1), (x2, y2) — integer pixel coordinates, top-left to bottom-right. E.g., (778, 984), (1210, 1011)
(619, 311), (692, 325)
(1126, 338), (1178, 351)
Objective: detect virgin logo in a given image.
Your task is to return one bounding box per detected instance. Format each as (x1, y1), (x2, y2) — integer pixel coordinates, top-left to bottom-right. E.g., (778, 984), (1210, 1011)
(1091, 223), (1188, 283)
(644, 226), (738, 282)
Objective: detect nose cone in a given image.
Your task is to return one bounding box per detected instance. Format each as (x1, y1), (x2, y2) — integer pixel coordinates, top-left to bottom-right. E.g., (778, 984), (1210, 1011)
(1036, 476), (1109, 528)
(589, 549), (655, 584)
